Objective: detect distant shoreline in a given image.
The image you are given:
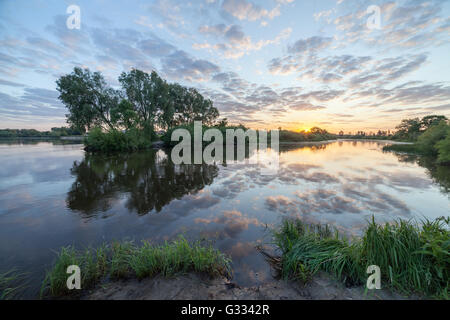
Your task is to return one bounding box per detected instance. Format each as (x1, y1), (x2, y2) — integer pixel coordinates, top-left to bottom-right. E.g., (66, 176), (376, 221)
(0, 135), (84, 140)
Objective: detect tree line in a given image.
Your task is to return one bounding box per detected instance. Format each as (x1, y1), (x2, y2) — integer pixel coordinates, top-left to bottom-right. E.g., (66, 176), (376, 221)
(0, 127), (81, 138)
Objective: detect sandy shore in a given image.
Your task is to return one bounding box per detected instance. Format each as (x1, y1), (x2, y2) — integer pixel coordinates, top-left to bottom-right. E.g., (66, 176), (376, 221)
(83, 272), (415, 300)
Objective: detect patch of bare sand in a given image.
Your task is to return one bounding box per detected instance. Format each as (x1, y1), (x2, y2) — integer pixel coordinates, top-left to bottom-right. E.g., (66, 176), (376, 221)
(83, 272), (414, 300)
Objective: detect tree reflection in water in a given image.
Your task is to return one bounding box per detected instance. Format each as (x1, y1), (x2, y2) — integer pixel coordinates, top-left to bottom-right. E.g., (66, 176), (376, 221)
(66, 149), (219, 216)
(392, 153), (450, 194)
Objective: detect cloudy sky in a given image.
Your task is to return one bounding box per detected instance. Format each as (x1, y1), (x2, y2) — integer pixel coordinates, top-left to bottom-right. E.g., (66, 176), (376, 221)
(0, 0), (449, 132)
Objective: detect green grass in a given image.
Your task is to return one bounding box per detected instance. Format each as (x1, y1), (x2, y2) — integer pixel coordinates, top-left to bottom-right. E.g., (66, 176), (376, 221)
(274, 216), (449, 299)
(40, 236), (231, 298)
(0, 269), (27, 300)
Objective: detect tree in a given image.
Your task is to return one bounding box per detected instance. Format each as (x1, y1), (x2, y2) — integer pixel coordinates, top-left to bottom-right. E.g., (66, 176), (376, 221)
(436, 130), (450, 164)
(217, 118), (229, 127)
(394, 118), (421, 141)
(416, 120), (449, 155)
(110, 99), (138, 131)
(56, 67), (119, 133)
(420, 115), (448, 131)
(119, 69), (162, 128)
(58, 67), (220, 151)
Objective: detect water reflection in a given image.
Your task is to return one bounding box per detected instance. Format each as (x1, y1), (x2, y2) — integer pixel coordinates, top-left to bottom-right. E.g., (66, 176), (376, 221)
(66, 150), (219, 216)
(389, 153), (450, 194)
(0, 139), (448, 297)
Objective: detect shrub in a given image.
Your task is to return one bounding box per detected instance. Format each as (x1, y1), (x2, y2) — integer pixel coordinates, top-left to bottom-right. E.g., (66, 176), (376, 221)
(416, 121), (449, 156)
(436, 129), (450, 164)
(85, 127), (153, 152)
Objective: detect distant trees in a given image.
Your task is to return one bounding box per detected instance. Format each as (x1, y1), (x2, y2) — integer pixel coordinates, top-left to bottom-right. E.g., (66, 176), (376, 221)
(279, 127), (334, 142)
(57, 67), (219, 136)
(0, 127), (81, 138)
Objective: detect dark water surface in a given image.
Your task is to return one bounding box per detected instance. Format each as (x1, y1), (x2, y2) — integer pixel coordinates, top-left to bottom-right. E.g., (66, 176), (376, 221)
(0, 139), (449, 298)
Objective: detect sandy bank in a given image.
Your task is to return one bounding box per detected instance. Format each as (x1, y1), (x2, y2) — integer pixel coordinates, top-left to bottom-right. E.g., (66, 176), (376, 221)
(83, 272), (414, 300)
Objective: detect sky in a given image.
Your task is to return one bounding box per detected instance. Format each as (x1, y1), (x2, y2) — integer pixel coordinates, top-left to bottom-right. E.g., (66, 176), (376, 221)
(0, 0), (449, 133)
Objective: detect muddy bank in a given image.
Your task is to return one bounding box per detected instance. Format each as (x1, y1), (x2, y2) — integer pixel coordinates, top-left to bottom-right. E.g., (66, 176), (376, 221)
(83, 272), (415, 300)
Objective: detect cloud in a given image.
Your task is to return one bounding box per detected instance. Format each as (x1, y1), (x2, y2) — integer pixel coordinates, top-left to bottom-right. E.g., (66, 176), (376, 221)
(288, 36), (333, 55)
(197, 23), (291, 59)
(161, 50), (220, 81)
(0, 79), (25, 87)
(195, 210), (260, 238)
(221, 0), (281, 21)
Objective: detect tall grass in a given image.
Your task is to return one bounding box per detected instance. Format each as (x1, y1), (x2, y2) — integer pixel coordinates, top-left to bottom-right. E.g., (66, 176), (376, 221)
(0, 269), (27, 300)
(41, 236), (231, 298)
(274, 216), (449, 299)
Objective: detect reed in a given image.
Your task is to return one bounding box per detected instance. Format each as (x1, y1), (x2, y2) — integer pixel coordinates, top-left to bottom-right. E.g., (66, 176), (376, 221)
(40, 236), (231, 298)
(274, 216), (449, 299)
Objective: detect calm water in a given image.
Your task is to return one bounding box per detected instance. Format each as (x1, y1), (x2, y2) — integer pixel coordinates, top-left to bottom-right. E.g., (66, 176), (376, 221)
(0, 139), (449, 298)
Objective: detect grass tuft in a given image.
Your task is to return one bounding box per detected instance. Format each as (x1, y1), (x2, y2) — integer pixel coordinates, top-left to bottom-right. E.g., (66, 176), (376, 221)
(0, 269), (27, 300)
(40, 236), (231, 298)
(274, 216), (449, 299)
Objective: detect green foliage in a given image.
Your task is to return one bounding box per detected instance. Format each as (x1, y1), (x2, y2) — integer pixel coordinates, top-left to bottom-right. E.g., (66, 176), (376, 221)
(436, 128), (450, 164)
(416, 121), (449, 155)
(110, 99), (138, 131)
(274, 217), (450, 299)
(40, 246), (107, 297)
(56, 67), (120, 133)
(393, 115), (448, 142)
(85, 127), (153, 152)
(57, 67), (220, 152)
(129, 237), (231, 279)
(385, 119), (450, 166)
(40, 237), (231, 298)
(0, 269), (27, 300)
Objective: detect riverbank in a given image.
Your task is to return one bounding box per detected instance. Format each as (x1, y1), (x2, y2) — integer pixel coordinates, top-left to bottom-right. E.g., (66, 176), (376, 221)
(83, 271), (414, 300)
(39, 237), (231, 299)
(3, 217), (446, 300)
(273, 217), (449, 299)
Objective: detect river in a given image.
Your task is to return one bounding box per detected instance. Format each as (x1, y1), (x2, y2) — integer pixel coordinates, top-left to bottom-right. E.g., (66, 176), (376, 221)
(0, 139), (449, 298)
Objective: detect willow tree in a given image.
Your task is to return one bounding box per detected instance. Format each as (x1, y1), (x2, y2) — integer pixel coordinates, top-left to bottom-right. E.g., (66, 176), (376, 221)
(56, 67), (120, 133)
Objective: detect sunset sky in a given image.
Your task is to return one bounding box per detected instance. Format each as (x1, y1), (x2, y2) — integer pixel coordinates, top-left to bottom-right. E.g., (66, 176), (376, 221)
(0, 0), (449, 132)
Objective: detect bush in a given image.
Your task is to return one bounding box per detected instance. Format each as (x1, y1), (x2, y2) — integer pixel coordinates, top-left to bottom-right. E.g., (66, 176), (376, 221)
(436, 129), (450, 164)
(85, 127), (153, 152)
(416, 121), (449, 156)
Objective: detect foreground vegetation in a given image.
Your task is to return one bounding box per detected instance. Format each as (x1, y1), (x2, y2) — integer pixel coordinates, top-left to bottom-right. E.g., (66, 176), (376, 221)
(40, 237), (231, 298)
(0, 269), (27, 300)
(274, 216), (449, 299)
(383, 115), (450, 164)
